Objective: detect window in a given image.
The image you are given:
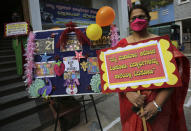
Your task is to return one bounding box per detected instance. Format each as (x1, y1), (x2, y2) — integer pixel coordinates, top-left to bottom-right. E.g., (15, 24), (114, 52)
(178, 0), (190, 5)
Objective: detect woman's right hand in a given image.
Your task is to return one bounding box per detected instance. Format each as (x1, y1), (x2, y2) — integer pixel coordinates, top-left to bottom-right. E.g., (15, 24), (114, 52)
(125, 92), (146, 107)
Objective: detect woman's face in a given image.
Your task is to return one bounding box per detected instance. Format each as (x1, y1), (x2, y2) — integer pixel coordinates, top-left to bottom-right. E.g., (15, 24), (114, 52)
(130, 9), (148, 23)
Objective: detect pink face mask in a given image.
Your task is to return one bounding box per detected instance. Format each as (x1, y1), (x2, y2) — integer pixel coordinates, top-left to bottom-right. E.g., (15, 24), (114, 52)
(130, 18), (148, 32)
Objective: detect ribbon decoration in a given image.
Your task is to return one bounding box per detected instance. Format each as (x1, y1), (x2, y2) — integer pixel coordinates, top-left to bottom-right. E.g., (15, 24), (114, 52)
(56, 21), (90, 49)
(24, 32), (36, 87)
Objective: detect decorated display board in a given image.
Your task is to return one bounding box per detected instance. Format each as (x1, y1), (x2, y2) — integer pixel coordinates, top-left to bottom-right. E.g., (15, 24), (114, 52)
(24, 6), (118, 98)
(4, 22), (29, 37)
(97, 35), (182, 93)
(25, 26), (113, 98)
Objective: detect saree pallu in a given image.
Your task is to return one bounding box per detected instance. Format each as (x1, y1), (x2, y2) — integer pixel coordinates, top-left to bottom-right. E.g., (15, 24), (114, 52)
(118, 38), (190, 131)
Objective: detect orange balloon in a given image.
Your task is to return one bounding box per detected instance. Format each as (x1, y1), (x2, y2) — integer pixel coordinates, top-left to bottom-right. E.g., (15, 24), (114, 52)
(96, 6), (115, 27)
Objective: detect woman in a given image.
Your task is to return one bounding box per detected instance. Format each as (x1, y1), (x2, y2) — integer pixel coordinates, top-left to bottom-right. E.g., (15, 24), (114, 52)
(118, 5), (190, 131)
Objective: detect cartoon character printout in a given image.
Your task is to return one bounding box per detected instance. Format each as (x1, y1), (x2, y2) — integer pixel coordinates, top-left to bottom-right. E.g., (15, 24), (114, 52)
(87, 57), (99, 74)
(63, 57), (80, 79)
(97, 35), (182, 93)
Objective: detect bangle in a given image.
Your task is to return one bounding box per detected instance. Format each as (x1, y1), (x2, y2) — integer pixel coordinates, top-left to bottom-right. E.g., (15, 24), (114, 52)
(153, 100), (162, 112)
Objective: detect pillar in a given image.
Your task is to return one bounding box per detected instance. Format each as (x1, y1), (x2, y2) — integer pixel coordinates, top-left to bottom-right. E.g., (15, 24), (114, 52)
(117, 0), (129, 39)
(28, 0), (42, 31)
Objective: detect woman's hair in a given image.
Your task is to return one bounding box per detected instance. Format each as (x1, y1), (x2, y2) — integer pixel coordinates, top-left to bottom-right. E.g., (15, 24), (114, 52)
(129, 4), (151, 22)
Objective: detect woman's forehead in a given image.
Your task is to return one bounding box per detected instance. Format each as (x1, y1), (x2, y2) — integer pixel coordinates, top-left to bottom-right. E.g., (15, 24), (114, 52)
(131, 9), (146, 17)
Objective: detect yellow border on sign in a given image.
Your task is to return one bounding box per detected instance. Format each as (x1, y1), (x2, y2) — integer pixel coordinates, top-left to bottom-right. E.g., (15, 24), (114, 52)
(5, 22), (28, 37)
(99, 39), (178, 91)
(105, 43), (156, 56)
(109, 76), (166, 86)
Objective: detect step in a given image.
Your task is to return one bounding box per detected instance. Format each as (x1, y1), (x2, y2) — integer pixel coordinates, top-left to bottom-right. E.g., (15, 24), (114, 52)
(0, 46), (13, 51)
(0, 60), (16, 68)
(0, 67), (16, 72)
(0, 67), (17, 77)
(0, 113), (42, 131)
(32, 106), (55, 131)
(0, 100), (49, 127)
(0, 75), (22, 86)
(0, 44), (12, 49)
(0, 90), (28, 104)
(0, 40), (12, 44)
(0, 90), (31, 110)
(0, 55), (15, 61)
(0, 106), (54, 131)
(0, 41), (12, 46)
(0, 100), (37, 121)
(0, 81), (25, 96)
(0, 49), (14, 55)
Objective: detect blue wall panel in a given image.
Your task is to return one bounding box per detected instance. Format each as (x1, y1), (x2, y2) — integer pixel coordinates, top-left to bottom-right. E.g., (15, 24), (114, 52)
(150, 4), (175, 26)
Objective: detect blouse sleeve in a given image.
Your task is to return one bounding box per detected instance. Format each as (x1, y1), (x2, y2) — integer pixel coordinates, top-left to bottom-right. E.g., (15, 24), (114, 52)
(116, 38), (128, 47)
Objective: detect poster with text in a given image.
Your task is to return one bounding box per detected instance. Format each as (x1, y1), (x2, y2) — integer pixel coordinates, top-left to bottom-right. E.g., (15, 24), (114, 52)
(4, 22), (29, 37)
(97, 35), (182, 93)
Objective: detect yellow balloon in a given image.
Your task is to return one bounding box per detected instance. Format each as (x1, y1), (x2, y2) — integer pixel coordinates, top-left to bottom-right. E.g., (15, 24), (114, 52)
(86, 24), (102, 40)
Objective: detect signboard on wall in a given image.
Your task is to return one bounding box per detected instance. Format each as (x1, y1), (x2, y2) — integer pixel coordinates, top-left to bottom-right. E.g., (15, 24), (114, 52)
(4, 22), (29, 37)
(40, 1), (98, 26)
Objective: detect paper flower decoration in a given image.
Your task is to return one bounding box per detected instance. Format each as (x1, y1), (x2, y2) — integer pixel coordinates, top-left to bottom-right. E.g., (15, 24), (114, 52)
(74, 51), (85, 61)
(80, 61), (88, 71)
(28, 79), (45, 97)
(90, 74), (101, 93)
(40, 53), (52, 62)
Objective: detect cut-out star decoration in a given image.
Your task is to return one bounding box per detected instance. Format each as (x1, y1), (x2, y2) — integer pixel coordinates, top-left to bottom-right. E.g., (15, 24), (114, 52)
(74, 51), (85, 61)
(40, 53), (51, 62)
(80, 61), (88, 72)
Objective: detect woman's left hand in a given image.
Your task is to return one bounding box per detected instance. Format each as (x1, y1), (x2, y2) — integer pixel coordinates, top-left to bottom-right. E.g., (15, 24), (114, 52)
(137, 101), (158, 120)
